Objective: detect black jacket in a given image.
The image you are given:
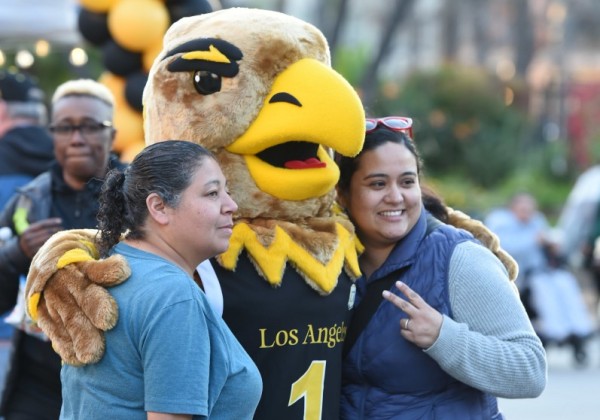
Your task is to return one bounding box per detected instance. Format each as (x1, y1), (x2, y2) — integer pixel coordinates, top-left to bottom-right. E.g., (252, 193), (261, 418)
(0, 125), (54, 177)
(0, 125), (54, 210)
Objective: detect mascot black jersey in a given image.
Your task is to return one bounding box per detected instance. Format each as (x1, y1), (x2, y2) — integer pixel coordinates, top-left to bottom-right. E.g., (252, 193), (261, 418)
(212, 252), (355, 420)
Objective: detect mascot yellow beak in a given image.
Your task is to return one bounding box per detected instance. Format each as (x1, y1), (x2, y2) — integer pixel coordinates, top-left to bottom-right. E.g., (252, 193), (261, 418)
(226, 58), (365, 201)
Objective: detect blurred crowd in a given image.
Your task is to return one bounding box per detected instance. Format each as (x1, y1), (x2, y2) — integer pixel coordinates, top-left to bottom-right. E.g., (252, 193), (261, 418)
(485, 191), (600, 366)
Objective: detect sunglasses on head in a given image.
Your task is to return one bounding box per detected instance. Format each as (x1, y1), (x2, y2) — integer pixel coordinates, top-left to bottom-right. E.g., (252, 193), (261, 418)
(365, 116), (413, 138)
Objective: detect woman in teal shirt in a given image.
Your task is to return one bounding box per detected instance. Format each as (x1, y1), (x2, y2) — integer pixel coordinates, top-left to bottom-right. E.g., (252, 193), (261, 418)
(60, 140), (262, 419)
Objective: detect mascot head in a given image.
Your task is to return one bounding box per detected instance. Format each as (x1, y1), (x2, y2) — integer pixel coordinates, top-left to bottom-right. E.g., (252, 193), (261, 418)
(143, 7), (365, 221)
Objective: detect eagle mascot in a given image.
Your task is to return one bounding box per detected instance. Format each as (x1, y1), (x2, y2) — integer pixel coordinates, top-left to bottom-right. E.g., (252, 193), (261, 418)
(25, 7), (517, 420)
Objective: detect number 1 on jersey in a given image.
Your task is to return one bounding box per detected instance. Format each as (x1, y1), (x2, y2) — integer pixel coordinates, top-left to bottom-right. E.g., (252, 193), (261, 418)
(288, 360), (326, 420)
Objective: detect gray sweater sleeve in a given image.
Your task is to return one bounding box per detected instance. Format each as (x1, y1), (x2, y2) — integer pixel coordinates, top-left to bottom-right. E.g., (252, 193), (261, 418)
(424, 241), (547, 398)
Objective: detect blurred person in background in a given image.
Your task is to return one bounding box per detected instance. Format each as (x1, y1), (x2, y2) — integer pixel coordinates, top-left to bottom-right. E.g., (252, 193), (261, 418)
(0, 69), (54, 403)
(485, 193), (548, 297)
(0, 69), (54, 207)
(485, 192), (595, 366)
(556, 165), (600, 263)
(582, 200), (600, 311)
(0, 78), (124, 420)
(557, 165), (600, 313)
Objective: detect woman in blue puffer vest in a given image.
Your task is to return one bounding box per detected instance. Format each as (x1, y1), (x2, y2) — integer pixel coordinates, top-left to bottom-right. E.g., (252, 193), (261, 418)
(335, 117), (547, 419)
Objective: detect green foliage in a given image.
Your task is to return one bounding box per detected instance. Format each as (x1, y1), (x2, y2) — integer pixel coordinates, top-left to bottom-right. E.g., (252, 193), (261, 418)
(371, 64), (529, 188)
(364, 64), (578, 222)
(332, 44), (370, 87)
(428, 149), (574, 223)
(588, 132), (600, 164)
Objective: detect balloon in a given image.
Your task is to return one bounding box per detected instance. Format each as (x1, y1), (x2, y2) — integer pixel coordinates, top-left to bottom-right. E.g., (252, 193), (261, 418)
(102, 41), (143, 77)
(98, 71), (126, 103)
(108, 0), (170, 52)
(79, 0), (120, 14)
(99, 73), (143, 153)
(112, 101), (144, 153)
(77, 8), (111, 47)
(124, 71), (148, 112)
(120, 140), (146, 162)
(167, 0), (213, 23)
(142, 39), (163, 73)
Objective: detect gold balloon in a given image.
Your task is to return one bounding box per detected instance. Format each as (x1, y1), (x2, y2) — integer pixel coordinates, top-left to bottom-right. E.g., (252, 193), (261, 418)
(98, 71), (125, 102)
(79, 0), (120, 13)
(108, 0), (169, 52)
(98, 71), (144, 153)
(142, 39), (163, 73)
(112, 102), (144, 153)
(120, 140), (147, 163)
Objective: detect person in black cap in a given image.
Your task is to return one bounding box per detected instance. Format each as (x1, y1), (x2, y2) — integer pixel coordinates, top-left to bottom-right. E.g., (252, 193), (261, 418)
(0, 69), (54, 407)
(0, 69), (54, 208)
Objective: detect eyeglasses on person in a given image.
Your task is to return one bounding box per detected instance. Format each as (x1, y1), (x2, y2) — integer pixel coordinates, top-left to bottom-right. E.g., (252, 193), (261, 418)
(365, 116), (413, 138)
(48, 121), (113, 137)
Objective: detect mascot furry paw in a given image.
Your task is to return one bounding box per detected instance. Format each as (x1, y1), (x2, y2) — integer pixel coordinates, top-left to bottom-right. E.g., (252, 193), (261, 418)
(447, 208), (518, 281)
(25, 7), (518, 419)
(25, 229), (130, 366)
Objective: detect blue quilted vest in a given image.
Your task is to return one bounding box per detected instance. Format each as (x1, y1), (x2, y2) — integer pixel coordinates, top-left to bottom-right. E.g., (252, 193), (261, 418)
(341, 210), (502, 419)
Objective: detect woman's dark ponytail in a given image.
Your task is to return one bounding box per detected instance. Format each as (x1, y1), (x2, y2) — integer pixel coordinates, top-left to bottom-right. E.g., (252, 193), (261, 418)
(421, 185), (449, 223)
(97, 168), (128, 256)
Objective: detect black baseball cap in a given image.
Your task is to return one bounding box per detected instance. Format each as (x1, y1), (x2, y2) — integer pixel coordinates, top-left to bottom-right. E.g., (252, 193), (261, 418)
(0, 70), (45, 103)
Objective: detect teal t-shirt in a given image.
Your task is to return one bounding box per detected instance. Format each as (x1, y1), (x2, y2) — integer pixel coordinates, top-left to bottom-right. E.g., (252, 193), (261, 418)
(60, 243), (262, 419)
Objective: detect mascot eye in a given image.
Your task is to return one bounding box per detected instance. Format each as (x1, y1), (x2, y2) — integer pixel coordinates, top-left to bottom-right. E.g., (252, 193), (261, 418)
(193, 70), (222, 95)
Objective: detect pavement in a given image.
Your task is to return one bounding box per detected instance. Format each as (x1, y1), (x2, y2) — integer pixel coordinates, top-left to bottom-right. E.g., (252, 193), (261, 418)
(499, 329), (600, 419)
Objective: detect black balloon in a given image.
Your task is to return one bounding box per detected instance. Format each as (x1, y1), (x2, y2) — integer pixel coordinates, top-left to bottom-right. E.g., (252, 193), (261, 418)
(78, 8), (111, 47)
(125, 71), (148, 112)
(102, 41), (143, 77)
(167, 0), (213, 23)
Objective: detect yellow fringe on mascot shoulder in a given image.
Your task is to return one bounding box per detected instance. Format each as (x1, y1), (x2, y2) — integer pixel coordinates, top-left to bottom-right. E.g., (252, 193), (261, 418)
(25, 7), (516, 420)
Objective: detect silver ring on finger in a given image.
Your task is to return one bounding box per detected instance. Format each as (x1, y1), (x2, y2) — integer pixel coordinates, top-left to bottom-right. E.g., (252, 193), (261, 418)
(403, 318), (411, 330)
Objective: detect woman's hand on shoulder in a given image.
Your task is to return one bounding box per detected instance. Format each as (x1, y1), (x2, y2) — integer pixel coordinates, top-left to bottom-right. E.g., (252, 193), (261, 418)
(19, 218), (63, 259)
(382, 281), (443, 349)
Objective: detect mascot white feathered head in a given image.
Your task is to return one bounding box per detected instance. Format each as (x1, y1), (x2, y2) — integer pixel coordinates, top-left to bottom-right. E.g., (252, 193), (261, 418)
(143, 8), (365, 222)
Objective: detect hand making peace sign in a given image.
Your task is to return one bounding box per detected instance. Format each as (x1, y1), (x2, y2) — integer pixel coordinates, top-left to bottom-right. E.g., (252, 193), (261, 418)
(382, 281), (444, 349)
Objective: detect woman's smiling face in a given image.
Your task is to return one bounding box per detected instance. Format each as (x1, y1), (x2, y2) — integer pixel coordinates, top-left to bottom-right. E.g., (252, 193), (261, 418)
(343, 141), (422, 251)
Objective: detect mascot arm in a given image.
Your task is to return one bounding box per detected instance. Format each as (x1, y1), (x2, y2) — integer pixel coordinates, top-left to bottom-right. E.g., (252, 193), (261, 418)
(25, 229), (131, 365)
(22, 216), (514, 366)
(447, 208), (519, 282)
